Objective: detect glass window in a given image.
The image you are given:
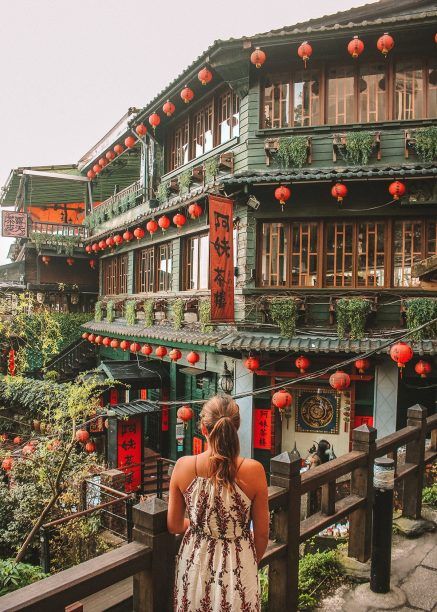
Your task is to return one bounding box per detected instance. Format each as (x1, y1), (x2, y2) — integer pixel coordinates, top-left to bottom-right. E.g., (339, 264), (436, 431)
(184, 234), (209, 290)
(293, 70), (320, 127)
(427, 220), (437, 257)
(395, 61), (424, 120)
(158, 243), (172, 292)
(359, 64), (387, 123)
(393, 220), (422, 287)
(263, 77), (290, 129)
(325, 222), (354, 287)
(193, 102), (213, 158)
(136, 247), (155, 293)
(102, 254), (128, 296)
(290, 222), (318, 286)
(428, 59), (437, 118)
(260, 223), (287, 286)
(169, 118), (189, 171)
(327, 66), (355, 125)
(218, 91), (239, 143)
(357, 222), (385, 287)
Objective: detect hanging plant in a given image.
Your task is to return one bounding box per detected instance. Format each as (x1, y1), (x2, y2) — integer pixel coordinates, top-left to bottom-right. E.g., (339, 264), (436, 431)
(340, 132), (375, 165)
(276, 136), (308, 168)
(124, 300), (137, 326)
(205, 157), (219, 182)
(199, 299), (213, 333)
(178, 170), (192, 195)
(171, 298), (184, 330)
(94, 301), (103, 323)
(143, 299), (155, 327)
(413, 126), (437, 163)
(269, 298), (298, 338)
(157, 181), (170, 204)
(106, 300), (115, 323)
(336, 298), (371, 339)
(406, 298), (437, 340)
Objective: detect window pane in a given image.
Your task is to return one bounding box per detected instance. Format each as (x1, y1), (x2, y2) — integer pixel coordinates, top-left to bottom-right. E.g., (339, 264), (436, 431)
(218, 92), (240, 144)
(293, 70), (320, 126)
(393, 221), (422, 287)
(395, 62), (423, 120)
(199, 235), (209, 289)
(169, 118), (189, 171)
(327, 66), (355, 125)
(193, 102), (213, 158)
(357, 222), (385, 287)
(263, 78), (290, 128)
(359, 64), (387, 123)
(260, 223), (287, 286)
(427, 220), (437, 256)
(325, 222), (353, 286)
(232, 94), (240, 138)
(136, 247), (155, 293)
(428, 60), (437, 118)
(184, 234), (209, 290)
(158, 244), (172, 292)
(290, 222), (318, 286)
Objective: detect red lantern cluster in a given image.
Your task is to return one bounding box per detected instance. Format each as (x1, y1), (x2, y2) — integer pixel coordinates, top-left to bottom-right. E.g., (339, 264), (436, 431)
(114, 144), (124, 155)
(295, 355), (310, 374)
(134, 227), (145, 240)
(297, 41), (312, 68)
(141, 344), (153, 356)
(187, 351), (200, 365)
(120, 340), (130, 351)
(173, 213), (187, 229)
(329, 370), (351, 391)
(188, 203), (202, 219)
(125, 135), (136, 149)
(114, 234), (123, 246)
(102, 337), (111, 346)
(136, 123), (147, 136)
(156, 346), (167, 358)
(106, 236), (115, 248)
(110, 339), (120, 349)
(123, 230), (133, 242)
(130, 342), (141, 353)
(106, 150), (115, 161)
(250, 47), (266, 69)
(149, 114), (160, 130)
(169, 348), (182, 362)
(158, 215), (170, 231)
(146, 219), (158, 236)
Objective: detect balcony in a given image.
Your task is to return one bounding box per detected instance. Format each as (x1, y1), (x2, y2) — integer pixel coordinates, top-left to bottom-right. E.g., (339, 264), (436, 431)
(31, 221), (88, 239)
(85, 180), (144, 235)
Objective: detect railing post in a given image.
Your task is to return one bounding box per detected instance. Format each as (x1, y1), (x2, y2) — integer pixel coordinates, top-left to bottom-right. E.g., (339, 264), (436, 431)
(156, 458), (163, 499)
(39, 526), (51, 574)
(132, 497), (174, 612)
(402, 404), (427, 519)
(269, 451), (301, 612)
(79, 478), (87, 512)
(126, 496), (134, 543)
(348, 424), (377, 563)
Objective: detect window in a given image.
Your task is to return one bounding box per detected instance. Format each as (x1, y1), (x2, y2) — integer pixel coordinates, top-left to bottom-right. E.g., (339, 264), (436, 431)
(218, 90), (240, 143)
(357, 222), (385, 287)
(327, 66), (355, 125)
(325, 222), (354, 287)
(393, 220), (423, 287)
(168, 118), (189, 171)
(260, 222), (287, 286)
(395, 61), (424, 120)
(359, 64), (387, 123)
(263, 77), (290, 129)
(183, 234), (209, 290)
(192, 101), (213, 158)
(293, 70), (320, 127)
(428, 59), (437, 118)
(102, 254), (128, 295)
(262, 71), (320, 128)
(290, 222), (318, 286)
(135, 243), (172, 293)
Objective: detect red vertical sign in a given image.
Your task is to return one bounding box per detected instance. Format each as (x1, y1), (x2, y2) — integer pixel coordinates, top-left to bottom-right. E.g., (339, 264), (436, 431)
(253, 409), (272, 450)
(117, 415), (142, 492)
(161, 388), (169, 432)
(209, 195), (234, 322)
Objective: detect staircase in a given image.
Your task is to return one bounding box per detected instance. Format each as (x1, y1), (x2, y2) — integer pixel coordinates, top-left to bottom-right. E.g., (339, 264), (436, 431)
(42, 338), (98, 381)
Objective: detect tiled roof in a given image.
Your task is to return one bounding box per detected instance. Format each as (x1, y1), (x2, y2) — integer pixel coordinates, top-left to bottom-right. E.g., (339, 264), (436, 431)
(218, 332), (437, 355)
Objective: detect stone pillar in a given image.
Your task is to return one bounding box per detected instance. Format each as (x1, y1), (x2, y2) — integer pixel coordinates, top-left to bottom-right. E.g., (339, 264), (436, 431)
(374, 360), (398, 437)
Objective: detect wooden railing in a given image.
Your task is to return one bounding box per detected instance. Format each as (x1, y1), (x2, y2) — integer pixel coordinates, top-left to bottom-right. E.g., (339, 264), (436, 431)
(31, 221), (88, 239)
(96, 180), (143, 213)
(0, 405), (435, 612)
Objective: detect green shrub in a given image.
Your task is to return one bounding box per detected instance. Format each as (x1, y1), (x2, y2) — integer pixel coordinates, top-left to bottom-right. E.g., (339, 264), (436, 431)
(270, 298), (298, 338)
(171, 299), (184, 330)
(414, 126), (437, 163)
(106, 300), (115, 323)
(298, 549), (343, 609)
(0, 560), (47, 595)
(336, 298), (371, 340)
(406, 298), (437, 340)
(276, 136), (308, 168)
(199, 299), (213, 333)
(422, 484), (437, 508)
(143, 299), (154, 328)
(340, 131), (375, 165)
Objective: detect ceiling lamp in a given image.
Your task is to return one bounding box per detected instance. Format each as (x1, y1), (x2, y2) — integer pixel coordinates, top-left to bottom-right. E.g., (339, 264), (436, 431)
(389, 181), (406, 200)
(181, 86), (194, 104)
(348, 35), (365, 58)
(163, 100), (175, 117)
(198, 67), (213, 85)
(297, 41), (313, 68)
(331, 183), (348, 203)
(219, 361), (234, 393)
(274, 185), (291, 210)
(250, 47), (266, 69)
(377, 33), (394, 57)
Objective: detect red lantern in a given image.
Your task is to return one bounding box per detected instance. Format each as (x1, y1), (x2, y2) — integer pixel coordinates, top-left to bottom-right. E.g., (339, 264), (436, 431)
(2, 457), (13, 471)
(389, 181), (406, 200)
(120, 340), (130, 352)
(130, 342), (141, 353)
(93, 164), (101, 174)
(123, 230), (133, 242)
(187, 351), (200, 365)
(295, 355), (310, 374)
(146, 220), (158, 236)
(198, 67), (213, 85)
(158, 215), (171, 231)
(110, 338), (119, 349)
(136, 123), (147, 136)
(188, 203), (202, 219)
(87, 170), (96, 180)
(354, 358), (371, 374)
(163, 100), (175, 117)
(169, 348), (182, 362)
(156, 346), (167, 358)
(94, 335), (103, 345)
(125, 135), (136, 148)
(106, 150), (115, 161)
(141, 343), (153, 356)
(66, 258), (74, 266)
(41, 256), (51, 265)
(13, 436), (22, 445)
(377, 33), (394, 57)
(274, 185), (291, 210)
(244, 356), (260, 372)
(181, 86), (194, 104)
(272, 390), (292, 420)
(88, 334), (95, 343)
(177, 405), (194, 427)
(390, 341), (413, 373)
(134, 227), (145, 240)
(348, 36), (364, 58)
(250, 47), (266, 69)
(91, 243), (100, 252)
(102, 337), (111, 346)
(331, 183), (348, 203)
(76, 429), (89, 443)
(85, 244), (92, 254)
(114, 234), (123, 246)
(82, 332), (89, 340)
(297, 41), (313, 68)
(329, 371), (351, 391)
(148, 113), (160, 130)
(415, 360), (432, 379)
(89, 259), (96, 269)
(98, 157), (107, 168)
(85, 441), (96, 453)
(106, 236), (115, 248)
(173, 213), (186, 229)
(114, 144), (124, 155)
(98, 240), (107, 250)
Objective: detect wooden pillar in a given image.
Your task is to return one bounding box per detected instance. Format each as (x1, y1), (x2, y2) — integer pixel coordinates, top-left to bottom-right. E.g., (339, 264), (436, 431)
(132, 497), (175, 612)
(402, 404), (427, 519)
(269, 451), (301, 612)
(348, 424), (377, 563)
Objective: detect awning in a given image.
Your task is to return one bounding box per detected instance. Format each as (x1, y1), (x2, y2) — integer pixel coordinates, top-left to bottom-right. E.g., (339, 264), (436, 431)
(179, 367), (209, 377)
(107, 399), (160, 418)
(98, 360), (169, 385)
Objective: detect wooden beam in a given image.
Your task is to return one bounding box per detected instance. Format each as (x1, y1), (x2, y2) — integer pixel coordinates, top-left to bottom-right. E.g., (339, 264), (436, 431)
(22, 170), (89, 183)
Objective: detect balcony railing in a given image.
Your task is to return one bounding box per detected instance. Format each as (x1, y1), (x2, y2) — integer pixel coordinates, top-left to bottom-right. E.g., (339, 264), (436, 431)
(31, 221), (88, 239)
(85, 180), (143, 232)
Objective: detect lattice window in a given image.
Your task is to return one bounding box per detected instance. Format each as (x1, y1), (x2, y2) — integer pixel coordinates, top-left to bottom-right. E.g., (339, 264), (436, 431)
(393, 220), (423, 287)
(102, 254), (128, 295)
(327, 66), (355, 125)
(158, 243), (172, 292)
(135, 246), (155, 293)
(290, 222), (318, 287)
(325, 222), (354, 287)
(359, 64), (387, 123)
(260, 222), (287, 287)
(183, 234), (209, 290)
(357, 222), (386, 287)
(395, 61), (424, 121)
(293, 70), (320, 127)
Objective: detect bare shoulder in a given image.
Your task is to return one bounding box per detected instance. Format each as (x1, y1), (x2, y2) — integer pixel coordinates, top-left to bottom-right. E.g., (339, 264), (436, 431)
(239, 458), (267, 482)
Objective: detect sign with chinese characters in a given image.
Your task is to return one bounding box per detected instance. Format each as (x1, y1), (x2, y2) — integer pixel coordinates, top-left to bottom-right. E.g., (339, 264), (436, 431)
(2, 211), (28, 238)
(253, 408), (272, 450)
(117, 415), (142, 492)
(208, 195), (234, 322)
(192, 436), (203, 455)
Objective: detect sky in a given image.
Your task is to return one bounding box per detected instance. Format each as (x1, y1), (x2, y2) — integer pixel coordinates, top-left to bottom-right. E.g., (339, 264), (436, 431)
(0, 0), (376, 265)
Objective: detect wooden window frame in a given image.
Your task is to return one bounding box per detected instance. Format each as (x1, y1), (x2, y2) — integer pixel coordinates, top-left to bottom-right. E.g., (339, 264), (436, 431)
(182, 233), (210, 291)
(102, 253), (128, 296)
(135, 243), (172, 294)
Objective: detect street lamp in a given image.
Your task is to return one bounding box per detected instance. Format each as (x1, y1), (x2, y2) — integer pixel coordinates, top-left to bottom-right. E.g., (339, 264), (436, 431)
(219, 361), (234, 393)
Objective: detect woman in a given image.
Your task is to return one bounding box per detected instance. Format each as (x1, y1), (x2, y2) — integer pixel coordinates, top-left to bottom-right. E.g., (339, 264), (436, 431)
(168, 394), (269, 612)
(309, 439), (331, 468)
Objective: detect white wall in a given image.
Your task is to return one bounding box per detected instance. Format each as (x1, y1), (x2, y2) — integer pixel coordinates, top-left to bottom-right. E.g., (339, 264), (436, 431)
(234, 360), (254, 458)
(374, 361), (398, 438)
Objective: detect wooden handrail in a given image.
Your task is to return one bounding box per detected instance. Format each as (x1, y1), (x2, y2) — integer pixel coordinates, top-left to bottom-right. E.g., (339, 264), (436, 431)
(300, 450), (366, 494)
(375, 425), (419, 457)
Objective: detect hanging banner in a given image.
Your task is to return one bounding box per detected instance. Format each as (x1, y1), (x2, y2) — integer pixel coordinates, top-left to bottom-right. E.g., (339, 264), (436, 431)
(117, 415), (142, 492)
(2, 211), (28, 238)
(209, 195), (234, 322)
(253, 408), (272, 450)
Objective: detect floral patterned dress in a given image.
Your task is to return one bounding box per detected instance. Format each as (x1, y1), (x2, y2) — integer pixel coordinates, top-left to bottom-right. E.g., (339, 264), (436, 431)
(174, 472), (260, 612)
